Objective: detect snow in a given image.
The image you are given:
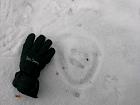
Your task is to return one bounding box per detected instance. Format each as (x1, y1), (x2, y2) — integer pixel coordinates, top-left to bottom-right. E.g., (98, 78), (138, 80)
(55, 32), (103, 89)
(0, 0), (140, 105)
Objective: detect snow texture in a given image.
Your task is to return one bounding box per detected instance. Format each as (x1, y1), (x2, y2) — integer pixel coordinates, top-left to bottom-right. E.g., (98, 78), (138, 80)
(0, 0), (140, 105)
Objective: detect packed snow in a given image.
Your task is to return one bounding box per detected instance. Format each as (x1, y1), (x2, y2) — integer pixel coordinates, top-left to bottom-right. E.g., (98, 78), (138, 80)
(55, 32), (103, 89)
(0, 0), (140, 105)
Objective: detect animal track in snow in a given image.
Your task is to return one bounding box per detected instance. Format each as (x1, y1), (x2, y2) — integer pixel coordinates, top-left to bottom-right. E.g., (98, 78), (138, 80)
(56, 31), (103, 89)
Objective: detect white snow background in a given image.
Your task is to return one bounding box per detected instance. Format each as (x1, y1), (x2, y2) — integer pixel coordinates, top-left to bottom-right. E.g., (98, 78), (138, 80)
(0, 0), (140, 105)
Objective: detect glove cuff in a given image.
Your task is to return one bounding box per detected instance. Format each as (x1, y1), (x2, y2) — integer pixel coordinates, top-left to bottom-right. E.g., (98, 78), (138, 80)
(12, 71), (39, 98)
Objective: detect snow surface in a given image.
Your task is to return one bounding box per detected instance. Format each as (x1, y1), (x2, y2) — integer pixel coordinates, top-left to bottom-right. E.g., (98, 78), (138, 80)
(0, 0), (140, 105)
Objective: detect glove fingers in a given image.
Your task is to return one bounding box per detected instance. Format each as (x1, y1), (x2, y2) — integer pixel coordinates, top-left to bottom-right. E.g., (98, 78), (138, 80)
(22, 33), (35, 55)
(39, 39), (52, 56)
(32, 35), (46, 53)
(44, 48), (55, 64)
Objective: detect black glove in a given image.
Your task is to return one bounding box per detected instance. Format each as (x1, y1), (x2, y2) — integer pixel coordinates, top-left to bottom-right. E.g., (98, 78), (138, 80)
(12, 33), (55, 98)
